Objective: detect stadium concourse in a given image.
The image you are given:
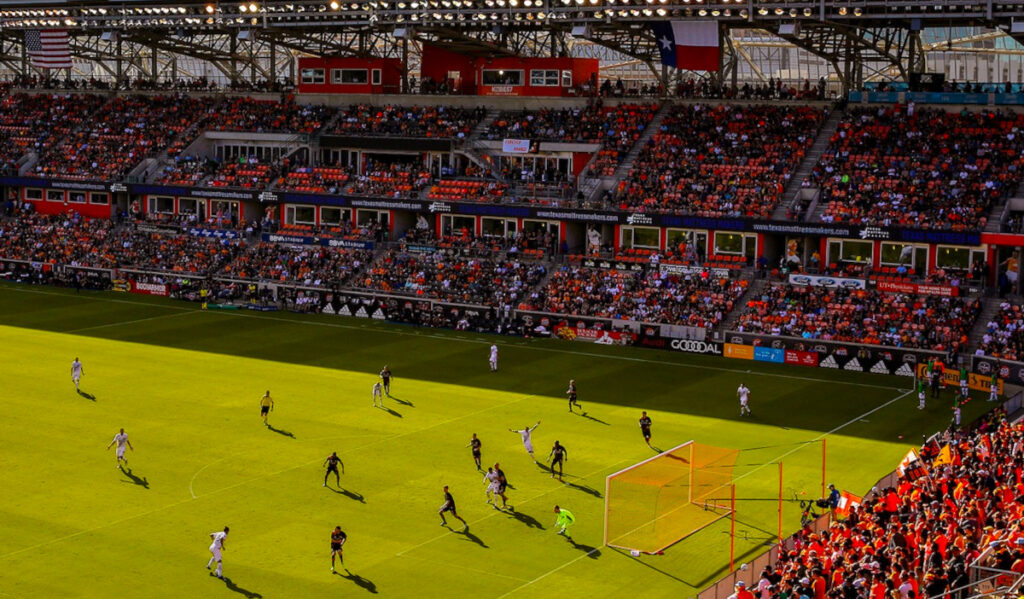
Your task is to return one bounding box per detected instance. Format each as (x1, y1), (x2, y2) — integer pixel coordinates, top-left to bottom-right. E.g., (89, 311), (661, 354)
(2, 78), (1024, 598)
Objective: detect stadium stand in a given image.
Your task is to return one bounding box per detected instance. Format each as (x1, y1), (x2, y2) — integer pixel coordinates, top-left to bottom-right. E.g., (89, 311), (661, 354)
(612, 104), (825, 217)
(355, 249), (546, 307)
(813, 106), (1024, 230)
(754, 410), (1013, 599)
(735, 284), (979, 353)
(207, 96), (329, 134)
(526, 265), (747, 328)
(330, 104), (485, 138)
(978, 302), (1024, 361)
(34, 95), (213, 180)
(0, 93), (106, 174)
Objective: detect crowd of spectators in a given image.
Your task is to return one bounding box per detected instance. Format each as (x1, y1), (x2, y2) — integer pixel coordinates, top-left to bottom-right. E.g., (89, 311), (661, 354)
(207, 96), (330, 134)
(484, 103), (656, 161)
(977, 301), (1024, 361)
(0, 93), (107, 174)
(751, 409), (1020, 599)
(276, 163), (353, 194)
(427, 179), (509, 203)
(524, 265), (747, 328)
(355, 248), (546, 307)
(330, 105), (486, 138)
(735, 284), (979, 353)
(0, 212), (370, 287)
(207, 156), (278, 189)
(34, 94), (213, 180)
(343, 159), (431, 198)
(812, 105), (1024, 230)
(613, 104), (825, 217)
(5, 74), (294, 94)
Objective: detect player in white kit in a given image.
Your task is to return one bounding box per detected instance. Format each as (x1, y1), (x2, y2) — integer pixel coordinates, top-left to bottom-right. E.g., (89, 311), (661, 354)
(990, 381), (1000, 402)
(71, 357), (83, 391)
(489, 345), (499, 372)
(960, 378), (969, 400)
(206, 526), (229, 578)
(106, 428), (133, 468)
(483, 467), (501, 504)
(737, 383), (751, 417)
(372, 381), (383, 407)
(509, 421), (540, 461)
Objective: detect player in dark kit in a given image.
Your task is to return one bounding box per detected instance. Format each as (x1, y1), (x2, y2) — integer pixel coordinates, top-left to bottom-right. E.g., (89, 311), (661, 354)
(467, 433), (483, 470)
(639, 411), (652, 446)
(439, 485), (468, 529)
(566, 379), (581, 413)
(379, 366), (392, 397)
(323, 452), (345, 487)
(330, 526), (347, 572)
(548, 441), (568, 481)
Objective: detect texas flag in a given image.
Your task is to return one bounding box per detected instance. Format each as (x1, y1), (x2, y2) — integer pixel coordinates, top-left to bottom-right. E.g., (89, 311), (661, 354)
(651, 21), (720, 72)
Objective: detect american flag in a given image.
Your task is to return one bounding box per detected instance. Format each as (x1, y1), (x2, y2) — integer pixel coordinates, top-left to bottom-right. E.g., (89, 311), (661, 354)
(25, 30), (72, 70)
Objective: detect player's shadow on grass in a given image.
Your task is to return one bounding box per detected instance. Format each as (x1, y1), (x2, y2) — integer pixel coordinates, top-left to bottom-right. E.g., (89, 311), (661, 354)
(566, 537), (601, 558)
(376, 405), (402, 418)
(77, 389), (96, 401)
(334, 570), (378, 593)
(505, 510), (544, 530)
(328, 486), (366, 503)
(562, 480), (602, 498)
(455, 526), (488, 548)
(266, 424), (295, 438)
(120, 467), (149, 489)
(578, 412), (609, 425)
(220, 576), (262, 598)
(389, 395), (414, 407)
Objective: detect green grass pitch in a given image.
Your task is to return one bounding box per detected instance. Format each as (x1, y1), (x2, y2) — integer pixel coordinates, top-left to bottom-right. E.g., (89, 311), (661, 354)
(0, 283), (993, 598)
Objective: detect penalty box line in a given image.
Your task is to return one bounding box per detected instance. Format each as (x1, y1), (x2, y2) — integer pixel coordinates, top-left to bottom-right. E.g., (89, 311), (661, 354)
(497, 387), (915, 598)
(7, 285), (907, 392)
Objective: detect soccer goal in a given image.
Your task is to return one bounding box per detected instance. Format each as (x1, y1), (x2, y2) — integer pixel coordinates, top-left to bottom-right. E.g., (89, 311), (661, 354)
(604, 441), (738, 554)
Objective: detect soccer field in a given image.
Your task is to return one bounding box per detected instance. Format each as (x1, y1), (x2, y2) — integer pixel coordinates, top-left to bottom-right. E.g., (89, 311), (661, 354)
(0, 283), (992, 598)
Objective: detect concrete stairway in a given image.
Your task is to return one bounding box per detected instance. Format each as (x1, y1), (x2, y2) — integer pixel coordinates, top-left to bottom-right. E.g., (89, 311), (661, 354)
(607, 102), (673, 182)
(771, 107), (844, 221)
(967, 295), (1004, 350)
(716, 277), (768, 336)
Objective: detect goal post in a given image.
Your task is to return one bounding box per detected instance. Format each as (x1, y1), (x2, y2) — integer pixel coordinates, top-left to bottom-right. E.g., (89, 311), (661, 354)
(604, 440), (739, 554)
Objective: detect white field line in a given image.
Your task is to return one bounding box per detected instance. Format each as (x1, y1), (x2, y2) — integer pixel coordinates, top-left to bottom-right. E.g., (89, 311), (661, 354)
(65, 310), (195, 333)
(4, 286), (906, 391)
(495, 388), (915, 598)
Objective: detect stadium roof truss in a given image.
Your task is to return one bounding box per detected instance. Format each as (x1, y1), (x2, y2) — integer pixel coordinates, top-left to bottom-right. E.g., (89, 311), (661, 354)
(1, 1), (1024, 90)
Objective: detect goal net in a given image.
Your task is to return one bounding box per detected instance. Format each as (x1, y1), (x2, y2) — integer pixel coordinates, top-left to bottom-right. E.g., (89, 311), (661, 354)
(604, 440), (738, 554)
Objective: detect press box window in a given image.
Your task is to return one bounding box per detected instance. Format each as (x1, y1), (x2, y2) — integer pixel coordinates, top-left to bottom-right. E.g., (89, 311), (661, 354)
(530, 69), (560, 87)
(300, 68), (325, 84)
(332, 69), (368, 84)
(482, 70), (523, 86)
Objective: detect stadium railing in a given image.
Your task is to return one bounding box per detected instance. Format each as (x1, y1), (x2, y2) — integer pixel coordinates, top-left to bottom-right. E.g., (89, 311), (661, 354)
(696, 387), (1024, 599)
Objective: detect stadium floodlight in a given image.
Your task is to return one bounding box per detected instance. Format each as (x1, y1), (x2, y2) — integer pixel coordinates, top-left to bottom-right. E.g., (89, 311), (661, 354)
(604, 441), (738, 555)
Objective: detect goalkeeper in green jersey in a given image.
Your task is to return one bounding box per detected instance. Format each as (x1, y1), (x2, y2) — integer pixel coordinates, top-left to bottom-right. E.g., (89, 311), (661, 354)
(554, 505), (575, 537)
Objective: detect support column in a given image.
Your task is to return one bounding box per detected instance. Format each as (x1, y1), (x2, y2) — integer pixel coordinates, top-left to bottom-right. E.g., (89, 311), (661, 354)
(269, 41), (277, 86)
(150, 44), (158, 83)
(116, 37), (124, 87)
(229, 34), (239, 86)
(401, 36), (409, 93)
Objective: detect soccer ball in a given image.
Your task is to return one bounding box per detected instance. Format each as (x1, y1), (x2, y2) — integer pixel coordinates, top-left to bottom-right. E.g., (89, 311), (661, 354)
(740, 563), (748, 571)
(630, 550), (640, 557)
